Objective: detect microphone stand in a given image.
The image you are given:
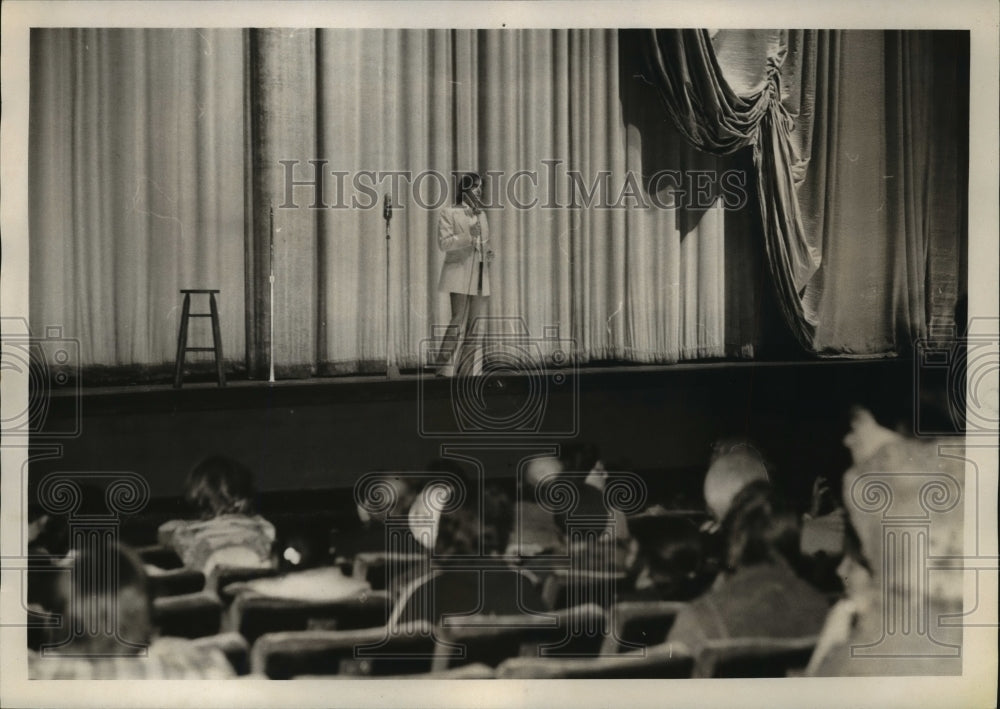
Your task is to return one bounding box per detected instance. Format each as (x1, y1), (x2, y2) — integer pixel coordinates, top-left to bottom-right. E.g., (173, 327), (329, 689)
(384, 195), (400, 379)
(268, 203), (276, 384)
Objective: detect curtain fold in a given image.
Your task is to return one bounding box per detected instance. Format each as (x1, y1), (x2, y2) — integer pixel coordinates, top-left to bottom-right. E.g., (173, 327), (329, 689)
(639, 28), (821, 349)
(796, 30), (966, 353)
(637, 28), (966, 355)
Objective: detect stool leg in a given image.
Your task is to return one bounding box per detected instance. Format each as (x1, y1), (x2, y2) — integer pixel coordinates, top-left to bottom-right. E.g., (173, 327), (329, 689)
(209, 292), (226, 387)
(173, 294), (192, 388)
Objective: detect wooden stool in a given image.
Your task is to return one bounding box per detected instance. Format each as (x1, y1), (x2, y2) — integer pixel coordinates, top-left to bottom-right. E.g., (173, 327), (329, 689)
(173, 289), (225, 388)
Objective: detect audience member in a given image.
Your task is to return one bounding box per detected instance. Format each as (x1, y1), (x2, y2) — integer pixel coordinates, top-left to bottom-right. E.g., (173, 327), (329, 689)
(391, 486), (545, 625)
(552, 480), (615, 565)
(37, 401), (962, 680)
(666, 450), (828, 654)
(806, 406), (964, 676)
(798, 474), (849, 593)
(702, 442), (770, 529)
(804, 518), (874, 675)
(29, 540), (234, 679)
(565, 445), (634, 573)
(624, 514), (711, 602)
(404, 458), (473, 553)
(506, 456), (566, 556)
(157, 456), (276, 579)
(336, 471), (420, 560)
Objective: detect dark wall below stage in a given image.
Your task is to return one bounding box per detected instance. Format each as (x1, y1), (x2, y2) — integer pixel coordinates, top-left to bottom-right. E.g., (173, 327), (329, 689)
(30, 358), (946, 511)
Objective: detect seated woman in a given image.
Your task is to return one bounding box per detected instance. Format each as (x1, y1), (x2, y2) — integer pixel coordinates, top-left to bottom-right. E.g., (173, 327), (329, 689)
(666, 472), (829, 654)
(157, 456), (277, 579)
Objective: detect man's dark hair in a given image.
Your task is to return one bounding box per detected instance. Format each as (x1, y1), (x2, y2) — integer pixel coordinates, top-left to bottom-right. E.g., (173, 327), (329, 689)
(434, 485), (513, 557)
(454, 172), (482, 206)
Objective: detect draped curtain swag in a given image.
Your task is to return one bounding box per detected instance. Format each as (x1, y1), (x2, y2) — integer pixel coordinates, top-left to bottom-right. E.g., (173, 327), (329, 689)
(638, 29), (967, 354)
(641, 29), (822, 349)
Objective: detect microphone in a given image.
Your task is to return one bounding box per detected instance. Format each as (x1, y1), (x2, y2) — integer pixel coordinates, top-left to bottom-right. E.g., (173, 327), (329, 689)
(383, 194), (392, 222)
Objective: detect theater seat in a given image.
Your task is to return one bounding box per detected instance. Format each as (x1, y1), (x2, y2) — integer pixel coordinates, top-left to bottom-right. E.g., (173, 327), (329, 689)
(153, 591), (222, 639)
(250, 622), (440, 679)
(147, 568), (206, 598)
(226, 590), (390, 645)
(191, 632), (250, 675)
(496, 645), (694, 679)
(212, 565), (282, 601)
(351, 552), (427, 592)
(432, 603), (609, 671)
(135, 544), (185, 570)
(599, 600), (688, 654)
(540, 569), (628, 611)
(296, 662), (497, 680)
(391, 568), (547, 627)
(692, 636), (819, 678)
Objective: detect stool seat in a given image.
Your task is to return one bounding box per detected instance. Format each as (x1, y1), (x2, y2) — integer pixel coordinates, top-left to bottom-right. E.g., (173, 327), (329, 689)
(174, 290), (226, 388)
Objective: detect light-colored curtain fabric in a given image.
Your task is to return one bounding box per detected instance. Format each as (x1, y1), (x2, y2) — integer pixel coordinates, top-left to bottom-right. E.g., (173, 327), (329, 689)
(32, 28), (962, 373)
(250, 29), (746, 375)
(30, 29), (246, 368)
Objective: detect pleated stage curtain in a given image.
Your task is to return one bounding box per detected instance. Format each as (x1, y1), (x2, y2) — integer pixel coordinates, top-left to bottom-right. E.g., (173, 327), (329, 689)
(28, 28), (965, 375)
(29, 29), (247, 369)
(248, 29), (752, 376)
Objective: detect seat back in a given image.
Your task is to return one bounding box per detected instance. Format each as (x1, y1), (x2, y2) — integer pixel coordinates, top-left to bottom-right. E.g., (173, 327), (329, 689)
(433, 603), (608, 670)
(228, 591), (389, 645)
(693, 636), (819, 678)
(540, 569), (627, 611)
(135, 544), (185, 570)
(153, 591), (222, 639)
(391, 568), (546, 628)
(191, 632), (251, 675)
(600, 600), (688, 654)
(148, 568), (206, 598)
(250, 622), (439, 679)
(351, 552), (427, 592)
(496, 646), (694, 679)
(212, 565), (282, 601)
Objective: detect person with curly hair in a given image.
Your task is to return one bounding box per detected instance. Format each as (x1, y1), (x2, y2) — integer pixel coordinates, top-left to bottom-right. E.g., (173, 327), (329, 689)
(157, 455), (276, 578)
